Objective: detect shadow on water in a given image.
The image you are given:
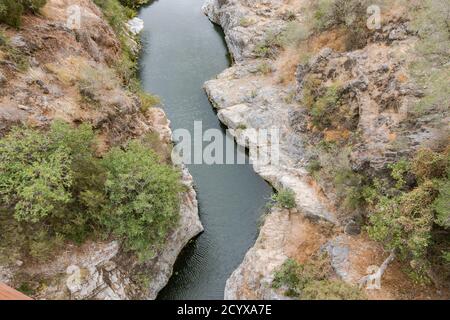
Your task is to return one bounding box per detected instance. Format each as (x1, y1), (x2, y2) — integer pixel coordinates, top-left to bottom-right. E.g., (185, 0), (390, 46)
(138, 0), (273, 299)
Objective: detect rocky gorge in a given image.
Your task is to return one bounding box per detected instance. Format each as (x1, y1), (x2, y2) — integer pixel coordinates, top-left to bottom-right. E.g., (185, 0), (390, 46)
(0, 0), (448, 301)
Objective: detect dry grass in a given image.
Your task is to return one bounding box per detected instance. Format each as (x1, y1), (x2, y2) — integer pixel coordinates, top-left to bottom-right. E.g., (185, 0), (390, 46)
(273, 47), (301, 84)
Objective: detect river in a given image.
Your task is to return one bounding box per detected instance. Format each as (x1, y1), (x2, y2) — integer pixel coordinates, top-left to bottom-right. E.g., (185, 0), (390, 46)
(139, 0), (273, 299)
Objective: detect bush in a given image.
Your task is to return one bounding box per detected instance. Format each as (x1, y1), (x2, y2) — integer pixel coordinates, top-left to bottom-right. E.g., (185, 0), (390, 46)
(310, 84), (341, 128)
(306, 159), (322, 174)
(0, 122), (182, 262)
(127, 79), (160, 112)
(0, 0), (23, 28)
(271, 189), (296, 209)
(101, 141), (183, 261)
(254, 23), (311, 58)
(0, 0), (47, 27)
(253, 32), (281, 59)
(303, 80), (342, 129)
(367, 149), (449, 281)
(0, 122), (99, 260)
(272, 255), (364, 299)
(276, 22), (311, 48)
(411, 148), (448, 182)
(312, 0), (371, 50)
(0, 124), (81, 222)
(388, 159), (411, 189)
(257, 62), (273, 75)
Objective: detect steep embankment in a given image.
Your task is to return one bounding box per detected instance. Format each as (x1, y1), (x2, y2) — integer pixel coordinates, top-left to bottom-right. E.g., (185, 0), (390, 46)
(203, 0), (449, 299)
(0, 0), (202, 299)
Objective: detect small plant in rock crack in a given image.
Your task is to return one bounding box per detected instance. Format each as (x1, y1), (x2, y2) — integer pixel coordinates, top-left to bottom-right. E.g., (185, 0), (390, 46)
(269, 189), (296, 209)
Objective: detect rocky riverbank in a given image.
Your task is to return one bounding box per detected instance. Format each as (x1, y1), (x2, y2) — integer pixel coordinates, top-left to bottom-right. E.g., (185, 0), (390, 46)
(0, 0), (202, 299)
(203, 0), (449, 299)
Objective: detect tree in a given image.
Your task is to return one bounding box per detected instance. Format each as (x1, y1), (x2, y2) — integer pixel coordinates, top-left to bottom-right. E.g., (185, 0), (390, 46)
(101, 141), (183, 261)
(366, 148), (449, 283)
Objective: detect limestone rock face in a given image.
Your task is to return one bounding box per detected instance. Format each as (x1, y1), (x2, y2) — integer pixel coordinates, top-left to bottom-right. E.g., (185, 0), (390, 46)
(202, 0), (285, 61)
(293, 43), (443, 174)
(203, 4), (337, 225)
(202, 0), (446, 300)
(224, 209), (291, 300)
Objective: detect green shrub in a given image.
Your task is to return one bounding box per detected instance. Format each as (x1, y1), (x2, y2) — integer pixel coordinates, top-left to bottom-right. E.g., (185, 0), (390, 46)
(0, 122), (182, 263)
(272, 258), (306, 296)
(101, 141), (182, 261)
(253, 28), (289, 58)
(0, 0), (23, 28)
(92, 0), (137, 83)
(307, 159), (322, 174)
(367, 149), (449, 281)
(0, 122), (99, 261)
(276, 22), (311, 48)
(0, 125), (76, 222)
(303, 82), (341, 129)
(411, 148), (448, 182)
(271, 189), (296, 209)
(443, 251), (450, 263)
(93, 0), (158, 111)
(334, 169), (373, 210)
(272, 256), (364, 299)
(0, 0), (47, 27)
(368, 181), (436, 258)
(388, 159), (411, 189)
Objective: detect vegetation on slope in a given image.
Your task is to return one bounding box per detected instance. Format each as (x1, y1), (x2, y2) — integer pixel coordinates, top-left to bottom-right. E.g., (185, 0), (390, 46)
(366, 149), (450, 283)
(272, 255), (365, 300)
(0, 122), (182, 263)
(297, 0), (450, 284)
(92, 0), (160, 108)
(0, 0), (178, 265)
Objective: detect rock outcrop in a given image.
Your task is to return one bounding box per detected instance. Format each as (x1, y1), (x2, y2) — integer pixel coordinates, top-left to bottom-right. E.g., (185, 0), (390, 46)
(203, 0), (337, 225)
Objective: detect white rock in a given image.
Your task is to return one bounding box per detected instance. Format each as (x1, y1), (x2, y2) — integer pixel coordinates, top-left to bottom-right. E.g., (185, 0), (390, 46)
(126, 18), (144, 35)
